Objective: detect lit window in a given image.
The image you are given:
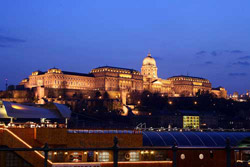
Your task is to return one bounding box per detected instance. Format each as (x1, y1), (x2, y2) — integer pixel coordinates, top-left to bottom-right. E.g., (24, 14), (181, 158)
(129, 152), (139, 161)
(98, 152), (109, 162)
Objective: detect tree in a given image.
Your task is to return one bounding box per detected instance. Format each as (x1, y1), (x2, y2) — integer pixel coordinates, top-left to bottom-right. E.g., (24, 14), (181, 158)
(95, 90), (102, 99)
(47, 89), (56, 98)
(103, 91), (110, 100)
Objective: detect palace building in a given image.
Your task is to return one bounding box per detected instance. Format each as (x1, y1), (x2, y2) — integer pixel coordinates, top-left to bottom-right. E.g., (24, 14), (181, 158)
(19, 53), (227, 99)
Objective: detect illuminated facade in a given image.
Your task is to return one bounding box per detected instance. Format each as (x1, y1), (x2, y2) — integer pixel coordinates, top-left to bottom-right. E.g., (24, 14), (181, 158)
(141, 53), (215, 97)
(183, 116), (200, 129)
(19, 53), (226, 99)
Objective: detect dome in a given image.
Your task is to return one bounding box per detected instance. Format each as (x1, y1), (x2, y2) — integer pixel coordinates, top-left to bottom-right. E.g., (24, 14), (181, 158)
(47, 68), (62, 74)
(142, 53), (156, 66)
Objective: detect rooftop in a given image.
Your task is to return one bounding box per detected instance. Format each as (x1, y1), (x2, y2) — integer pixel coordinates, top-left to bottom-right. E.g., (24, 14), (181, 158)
(167, 75), (209, 81)
(142, 131), (250, 147)
(0, 101), (71, 119)
(91, 66), (140, 73)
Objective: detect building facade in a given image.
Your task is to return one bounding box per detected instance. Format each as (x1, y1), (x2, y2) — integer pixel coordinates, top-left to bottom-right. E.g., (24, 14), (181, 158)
(19, 53), (226, 99)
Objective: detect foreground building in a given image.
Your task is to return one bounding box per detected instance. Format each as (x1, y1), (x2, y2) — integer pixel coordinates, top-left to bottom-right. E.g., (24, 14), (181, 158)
(0, 126), (250, 167)
(0, 100), (71, 126)
(18, 53), (227, 101)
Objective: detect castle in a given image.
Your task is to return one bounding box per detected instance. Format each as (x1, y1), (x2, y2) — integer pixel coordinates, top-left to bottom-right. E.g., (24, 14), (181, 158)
(19, 53), (227, 100)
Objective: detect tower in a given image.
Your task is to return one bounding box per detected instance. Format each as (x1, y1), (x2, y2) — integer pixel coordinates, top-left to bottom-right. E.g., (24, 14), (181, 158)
(141, 53), (158, 79)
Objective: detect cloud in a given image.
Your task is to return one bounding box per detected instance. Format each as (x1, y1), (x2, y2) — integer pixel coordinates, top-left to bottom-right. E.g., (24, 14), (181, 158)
(0, 35), (26, 48)
(238, 56), (250, 60)
(231, 50), (244, 54)
(211, 51), (217, 56)
(196, 50), (245, 57)
(0, 44), (9, 48)
(196, 51), (206, 55)
(0, 35), (26, 43)
(233, 61), (250, 66)
(228, 73), (247, 77)
(204, 61), (213, 65)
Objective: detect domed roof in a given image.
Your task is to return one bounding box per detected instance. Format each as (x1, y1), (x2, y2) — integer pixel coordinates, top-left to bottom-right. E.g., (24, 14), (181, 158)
(142, 53), (156, 66)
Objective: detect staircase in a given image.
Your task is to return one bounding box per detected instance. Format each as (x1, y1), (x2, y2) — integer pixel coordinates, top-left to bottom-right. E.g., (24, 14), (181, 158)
(0, 128), (52, 167)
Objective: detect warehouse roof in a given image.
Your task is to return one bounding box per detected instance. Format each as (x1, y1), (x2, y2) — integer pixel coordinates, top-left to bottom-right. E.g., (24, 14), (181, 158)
(142, 131), (250, 147)
(0, 101), (71, 119)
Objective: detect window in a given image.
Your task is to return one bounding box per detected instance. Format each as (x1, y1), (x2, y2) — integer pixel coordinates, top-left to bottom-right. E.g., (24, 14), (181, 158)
(129, 151), (139, 161)
(98, 152), (109, 162)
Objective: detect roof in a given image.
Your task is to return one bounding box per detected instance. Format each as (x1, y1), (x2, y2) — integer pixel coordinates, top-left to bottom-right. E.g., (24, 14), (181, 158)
(168, 75), (208, 81)
(142, 131), (250, 147)
(212, 86), (224, 90)
(92, 66), (140, 73)
(62, 71), (94, 77)
(0, 101), (71, 119)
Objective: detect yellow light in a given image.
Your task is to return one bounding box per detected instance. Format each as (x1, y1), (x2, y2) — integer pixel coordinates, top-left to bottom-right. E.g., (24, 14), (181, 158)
(65, 152), (68, 155)
(168, 101), (173, 105)
(150, 151), (154, 154)
(95, 152), (98, 155)
(84, 152), (87, 155)
(52, 161), (172, 165)
(193, 82), (202, 86)
(119, 74), (132, 78)
(140, 151), (144, 154)
(145, 150), (149, 154)
(11, 105), (25, 110)
(194, 101), (197, 105)
(54, 152), (57, 155)
(138, 101), (141, 104)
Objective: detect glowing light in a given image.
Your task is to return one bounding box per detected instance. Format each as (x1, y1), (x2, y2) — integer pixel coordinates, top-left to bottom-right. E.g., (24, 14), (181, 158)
(11, 105), (25, 110)
(84, 152), (87, 155)
(193, 82), (202, 86)
(140, 151), (144, 154)
(65, 152), (68, 155)
(168, 101), (173, 105)
(150, 151), (154, 154)
(54, 152), (57, 155)
(119, 74), (132, 78)
(194, 101), (197, 105)
(52, 161), (172, 166)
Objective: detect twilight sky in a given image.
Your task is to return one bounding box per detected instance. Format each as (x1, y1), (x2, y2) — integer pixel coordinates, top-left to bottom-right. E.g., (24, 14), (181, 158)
(0, 0), (250, 94)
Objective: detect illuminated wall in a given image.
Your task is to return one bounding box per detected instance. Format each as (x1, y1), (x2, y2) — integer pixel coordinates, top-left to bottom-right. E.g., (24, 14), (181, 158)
(183, 116), (200, 129)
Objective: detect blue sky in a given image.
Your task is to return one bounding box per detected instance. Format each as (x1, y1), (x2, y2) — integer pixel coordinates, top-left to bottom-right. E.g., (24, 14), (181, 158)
(0, 0), (250, 94)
